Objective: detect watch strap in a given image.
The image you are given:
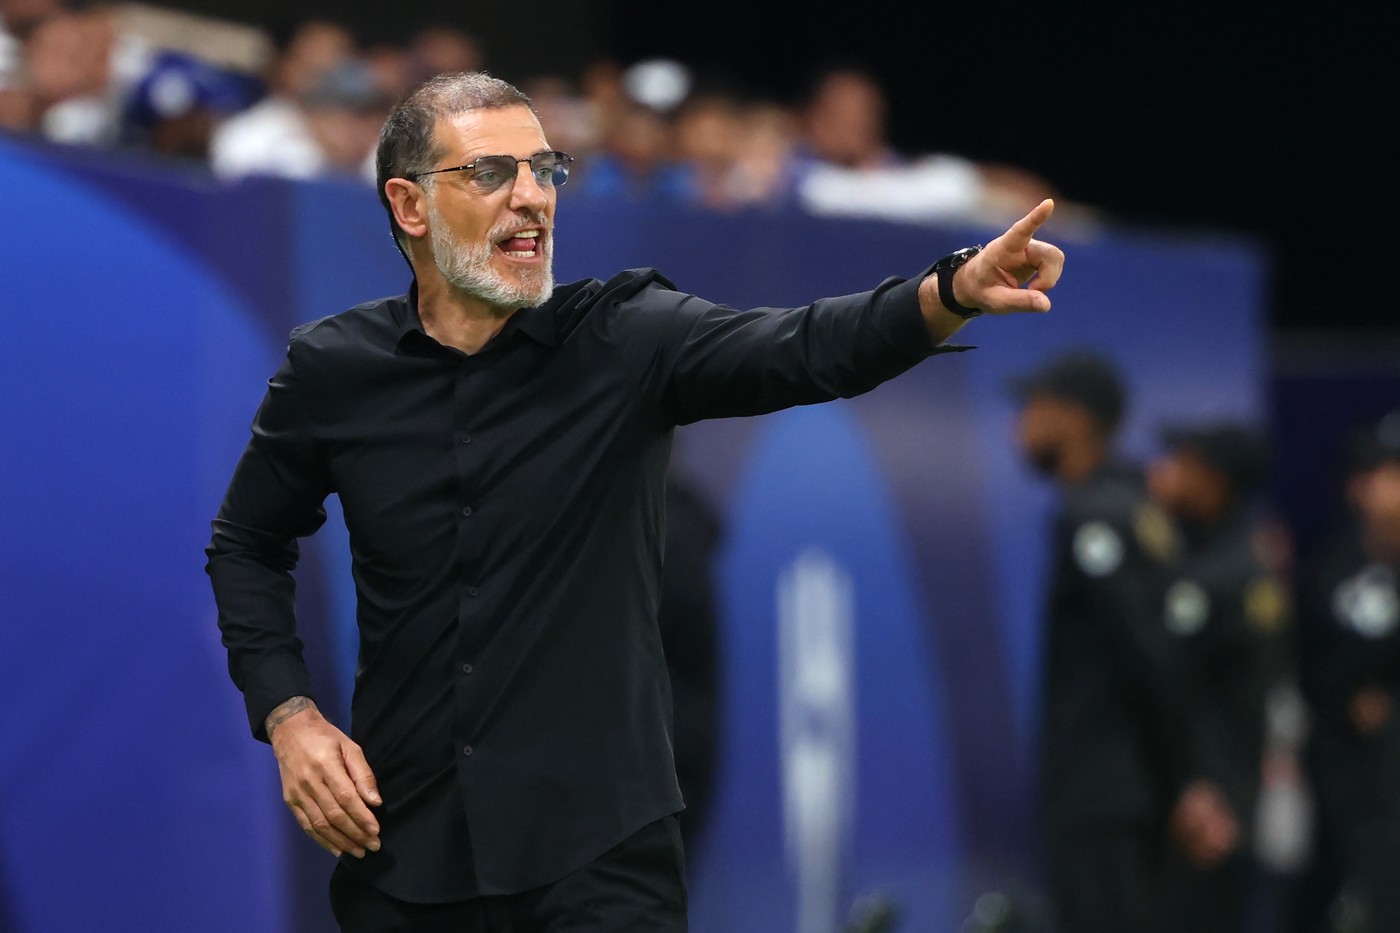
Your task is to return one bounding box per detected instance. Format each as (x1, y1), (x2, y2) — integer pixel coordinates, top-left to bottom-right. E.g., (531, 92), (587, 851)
(934, 246), (984, 318)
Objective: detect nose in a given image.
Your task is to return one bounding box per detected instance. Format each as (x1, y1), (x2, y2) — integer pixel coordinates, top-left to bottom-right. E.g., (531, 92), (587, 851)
(509, 164), (550, 213)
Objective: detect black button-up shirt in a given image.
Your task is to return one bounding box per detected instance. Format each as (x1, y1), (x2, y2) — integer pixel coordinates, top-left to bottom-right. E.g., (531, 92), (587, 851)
(206, 267), (956, 902)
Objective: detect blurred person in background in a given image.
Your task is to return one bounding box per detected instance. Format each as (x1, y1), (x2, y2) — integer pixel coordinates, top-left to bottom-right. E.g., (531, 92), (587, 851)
(21, 6), (117, 144)
(402, 24), (482, 88)
(1147, 421), (1291, 933)
(0, 0), (54, 125)
(209, 18), (354, 180)
(0, 0), (58, 41)
(206, 70), (1066, 931)
(1009, 350), (1239, 933)
(723, 100), (803, 209)
(669, 86), (746, 209)
(1293, 410), (1400, 933)
(299, 58), (396, 182)
(520, 74), (598, 164)
(571, 57), (691, 201)
(118, 49), (260, 162)
(795, 63), (1055, 226)
(363, 42), (414, 104)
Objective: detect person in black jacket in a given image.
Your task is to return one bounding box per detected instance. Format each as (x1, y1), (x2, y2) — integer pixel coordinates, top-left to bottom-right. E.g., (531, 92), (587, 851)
(1010, 350), (1238, 933)
(1294, 411), (1400, 933)
(1146, 421), (1289, 932)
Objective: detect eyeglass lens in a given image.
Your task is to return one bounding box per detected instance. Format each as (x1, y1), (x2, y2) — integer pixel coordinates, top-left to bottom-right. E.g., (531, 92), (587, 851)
(471, 152), (571, 192)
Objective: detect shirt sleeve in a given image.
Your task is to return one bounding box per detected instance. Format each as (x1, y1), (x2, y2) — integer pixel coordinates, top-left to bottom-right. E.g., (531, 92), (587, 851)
(652, 267), (968, 426)
(205, 334), (331, 742)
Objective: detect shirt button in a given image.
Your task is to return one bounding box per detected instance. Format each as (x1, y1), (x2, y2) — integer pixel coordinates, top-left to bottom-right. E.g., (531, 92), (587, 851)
(462, 745), (473, 757)
(462, 506), (473, 517)
(462, 663), (473, 675)
(467, 586), (478, 597)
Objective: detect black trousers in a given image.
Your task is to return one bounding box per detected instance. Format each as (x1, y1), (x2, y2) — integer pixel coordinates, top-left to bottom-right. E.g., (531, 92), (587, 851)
(1158, 849), (1252, 933)
(329, 816), (688, 933)
(1044, 821), (1166, 933)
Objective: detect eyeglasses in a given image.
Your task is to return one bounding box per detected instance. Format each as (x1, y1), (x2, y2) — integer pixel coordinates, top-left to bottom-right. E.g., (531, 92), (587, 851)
(408, 150), (574, 193)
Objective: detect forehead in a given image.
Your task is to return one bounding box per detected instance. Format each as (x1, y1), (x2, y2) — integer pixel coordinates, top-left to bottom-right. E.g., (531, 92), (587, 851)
(433, 105), (548, 161)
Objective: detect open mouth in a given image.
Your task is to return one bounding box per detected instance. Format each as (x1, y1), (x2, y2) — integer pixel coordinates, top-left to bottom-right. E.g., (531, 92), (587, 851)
(496, 228), (543, 259)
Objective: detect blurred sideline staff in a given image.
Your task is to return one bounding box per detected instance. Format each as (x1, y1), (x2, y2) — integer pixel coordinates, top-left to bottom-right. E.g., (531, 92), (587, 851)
(1147, 421), (1291, 933)
(1010, 349), (1238, 933)
(1294, 410), (1400, 933)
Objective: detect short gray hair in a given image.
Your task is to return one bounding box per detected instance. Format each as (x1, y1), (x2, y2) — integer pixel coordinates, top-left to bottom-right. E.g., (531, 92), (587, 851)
(375, 72), (536, 251)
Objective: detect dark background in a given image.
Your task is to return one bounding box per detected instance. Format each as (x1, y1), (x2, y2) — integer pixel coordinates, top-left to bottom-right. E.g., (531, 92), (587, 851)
(150, 1), (1388, 331)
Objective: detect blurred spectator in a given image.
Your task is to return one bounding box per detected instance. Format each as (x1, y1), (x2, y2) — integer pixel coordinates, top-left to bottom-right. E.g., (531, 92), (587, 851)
(23, 7), (118, 144)
(521, 73), (597, 160)
(794, 64), (1055, 226)
(208, 18), (354, 180)
(798, 66), (897, 170)
(119, 49), (260, 161)
(300, 58), (395, 181)
(578, 56), (626, 139)
(402, 24), (482, 88)
(670, 88), (746, 209)
(1292, 410), (1400, 932)
(572, 59), (692, 202)
(363, 42), (413, 102)
(1147, 421), (1292, 933)
(0, 0), (59, 41)
(724, 101), (803, 208)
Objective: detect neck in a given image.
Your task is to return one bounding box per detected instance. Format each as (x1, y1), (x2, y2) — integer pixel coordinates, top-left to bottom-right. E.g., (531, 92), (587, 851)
(414, 267), (515, 355)
(1057, 438), (1107, 486)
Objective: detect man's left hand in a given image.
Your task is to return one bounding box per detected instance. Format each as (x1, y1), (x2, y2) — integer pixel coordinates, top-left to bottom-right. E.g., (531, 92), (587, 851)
(919, 199), (1066, 343)
(956, 198), (1065, 315)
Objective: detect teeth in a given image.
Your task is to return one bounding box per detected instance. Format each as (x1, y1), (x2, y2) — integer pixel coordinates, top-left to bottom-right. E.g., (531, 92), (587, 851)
(504, 250), (534, 257)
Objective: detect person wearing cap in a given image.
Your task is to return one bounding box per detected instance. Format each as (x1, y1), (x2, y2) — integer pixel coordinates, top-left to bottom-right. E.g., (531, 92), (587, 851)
(1010, 349), (1238, 933)
(1292, 409), (1400, 932)
(1146, 421), (1291, 933)
(206, 71), (1066, 931)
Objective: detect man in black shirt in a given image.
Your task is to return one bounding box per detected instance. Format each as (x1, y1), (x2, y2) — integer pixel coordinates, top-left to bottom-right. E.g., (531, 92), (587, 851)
(1147, 421), (1288, 932)
(1009, 351), (1238, 933)
(206, 71), (1066, 932)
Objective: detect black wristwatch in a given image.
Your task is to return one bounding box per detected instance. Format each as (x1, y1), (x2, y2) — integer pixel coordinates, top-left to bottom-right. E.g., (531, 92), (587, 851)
(931, 246), (984, 318)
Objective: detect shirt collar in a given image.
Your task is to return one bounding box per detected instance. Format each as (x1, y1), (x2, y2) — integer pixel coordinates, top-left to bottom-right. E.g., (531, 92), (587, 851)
(393, 278), (560, 351)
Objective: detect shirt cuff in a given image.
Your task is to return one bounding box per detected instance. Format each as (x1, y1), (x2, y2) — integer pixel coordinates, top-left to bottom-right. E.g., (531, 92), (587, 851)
(242, 653), (317, 743)
(884, 264), (976, 356)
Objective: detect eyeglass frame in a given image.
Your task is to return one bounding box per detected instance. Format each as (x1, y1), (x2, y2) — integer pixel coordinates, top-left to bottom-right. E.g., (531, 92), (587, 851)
(406, 150), (575, 191)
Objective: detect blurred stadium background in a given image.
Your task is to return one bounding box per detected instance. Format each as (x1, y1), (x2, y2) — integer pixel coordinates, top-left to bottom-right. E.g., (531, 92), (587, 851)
(0, 2), (1390, 931)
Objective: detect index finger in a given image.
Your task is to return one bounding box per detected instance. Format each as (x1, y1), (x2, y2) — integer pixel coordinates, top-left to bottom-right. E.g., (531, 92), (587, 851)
(998, 198), (1055, 252)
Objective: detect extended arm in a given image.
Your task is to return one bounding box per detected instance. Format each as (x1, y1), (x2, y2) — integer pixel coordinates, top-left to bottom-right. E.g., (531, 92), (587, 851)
(660, 201), (1065, 424)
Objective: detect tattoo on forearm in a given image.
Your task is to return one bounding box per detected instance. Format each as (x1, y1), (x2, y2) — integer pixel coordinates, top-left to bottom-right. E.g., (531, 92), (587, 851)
(265, 696), (316, 738)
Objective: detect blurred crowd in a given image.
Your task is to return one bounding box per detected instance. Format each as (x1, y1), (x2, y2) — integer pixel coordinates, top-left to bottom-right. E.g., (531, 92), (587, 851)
(1000, 348), (1400, 933)
(0, 0), (1060, 226)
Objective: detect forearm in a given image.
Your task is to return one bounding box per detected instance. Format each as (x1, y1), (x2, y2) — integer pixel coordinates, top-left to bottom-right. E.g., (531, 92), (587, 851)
(207, 519), (317, 741)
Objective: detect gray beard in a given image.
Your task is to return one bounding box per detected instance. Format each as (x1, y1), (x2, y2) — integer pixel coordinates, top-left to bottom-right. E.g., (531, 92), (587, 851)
(427, 199), (555, 311)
